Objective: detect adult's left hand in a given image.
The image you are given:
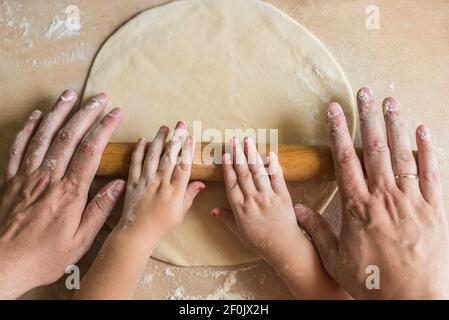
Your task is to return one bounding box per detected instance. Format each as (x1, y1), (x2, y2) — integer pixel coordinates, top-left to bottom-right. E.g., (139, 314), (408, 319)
(0, 90), (125, 299)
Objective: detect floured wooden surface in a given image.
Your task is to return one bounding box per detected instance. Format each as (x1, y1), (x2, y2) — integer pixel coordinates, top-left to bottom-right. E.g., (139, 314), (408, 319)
(1, 0), (448, 299)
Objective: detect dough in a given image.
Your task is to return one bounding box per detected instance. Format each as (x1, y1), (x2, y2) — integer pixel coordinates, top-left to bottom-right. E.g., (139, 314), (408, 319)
(83, 0), (356, 266)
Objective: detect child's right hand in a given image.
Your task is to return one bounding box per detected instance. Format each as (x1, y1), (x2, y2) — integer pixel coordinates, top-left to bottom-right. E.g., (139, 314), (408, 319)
(212, 137), (301, 263)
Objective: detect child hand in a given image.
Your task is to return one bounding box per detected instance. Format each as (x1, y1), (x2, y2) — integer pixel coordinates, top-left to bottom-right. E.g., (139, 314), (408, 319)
(212, 137), (349, 299)
(116, 121), (205, 248)
(212, 137), (300, 262)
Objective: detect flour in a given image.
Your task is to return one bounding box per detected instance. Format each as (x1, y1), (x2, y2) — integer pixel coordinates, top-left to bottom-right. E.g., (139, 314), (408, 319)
(165, 265), (257, 300)
(388, 81), (395, 92)
(142, 274), (153, 287)
(45, 4), (81, 41)
(168, 272), (252, 300)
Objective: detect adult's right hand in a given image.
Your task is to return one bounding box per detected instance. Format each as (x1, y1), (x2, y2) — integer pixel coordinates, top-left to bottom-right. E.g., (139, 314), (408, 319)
(295, 88), (449, 299)
(0, 90), (125, 299)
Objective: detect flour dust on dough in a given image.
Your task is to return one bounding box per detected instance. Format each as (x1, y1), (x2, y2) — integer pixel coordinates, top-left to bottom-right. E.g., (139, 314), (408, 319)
(83, 0), (356, 266)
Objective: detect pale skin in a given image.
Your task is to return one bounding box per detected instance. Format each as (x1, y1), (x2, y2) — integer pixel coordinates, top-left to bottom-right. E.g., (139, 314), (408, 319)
(75, 121), (205, 300)
(295, 88), (449, 299)
(212, 137), (350, 299)
(0, 90), (126, 299)
(0, 87), (447, 300)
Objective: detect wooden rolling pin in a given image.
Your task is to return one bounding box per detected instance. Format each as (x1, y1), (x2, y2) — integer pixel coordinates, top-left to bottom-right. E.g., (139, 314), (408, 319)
(98, 143), (418, 182)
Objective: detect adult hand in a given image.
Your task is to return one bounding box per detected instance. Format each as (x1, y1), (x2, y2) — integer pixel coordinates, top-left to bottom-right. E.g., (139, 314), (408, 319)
(0, 90), (125, 299)
(295, 87), (449, 299)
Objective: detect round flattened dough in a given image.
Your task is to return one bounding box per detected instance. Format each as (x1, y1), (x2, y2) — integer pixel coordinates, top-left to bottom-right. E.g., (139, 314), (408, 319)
(84, 0), (356, 266)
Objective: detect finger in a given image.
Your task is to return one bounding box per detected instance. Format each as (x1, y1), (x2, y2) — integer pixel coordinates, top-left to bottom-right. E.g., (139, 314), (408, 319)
(294, 204), (338, 268)
(327, 102), (369, 201)
(75, 180), (126, 251)
(266, 151), (289, 195)
(41, 93), (109, 179)
(4, 110), (43, 181)
(172, 135), (195, 187)
(129, 138), (146, 183)
(357, 87), (395, 189)
(243, 137), (271, 191)
(232, 138), (257, 196)
(64, 108), (123, 194)
(158, 121), (188, 180)
(20, 89), (77, 173)
(142, 125), (170, 181)
(182, 181), (206, 212)
(382, 97), (419, 193)
(212, 207), (238, 235)
(223, 152), (244, 205)
(416, 125), (444, 207)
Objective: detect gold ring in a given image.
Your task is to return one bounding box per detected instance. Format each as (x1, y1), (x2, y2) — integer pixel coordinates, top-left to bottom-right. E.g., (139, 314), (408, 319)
(394, 174), (419, 180)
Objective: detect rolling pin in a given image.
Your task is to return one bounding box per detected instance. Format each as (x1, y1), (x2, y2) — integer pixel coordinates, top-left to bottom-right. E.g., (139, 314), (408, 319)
(97, 143), (418, 182)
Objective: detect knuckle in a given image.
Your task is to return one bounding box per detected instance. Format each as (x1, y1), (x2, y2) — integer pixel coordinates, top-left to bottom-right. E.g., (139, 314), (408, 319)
(57, 128), (74, 145)
(421, 171), (440, 184)
(365, 140), (387, 156)
(30, 134), (45, 150)
(393, 151), (415, 164)
(63, 180), (82, 198)
(79, 140), (96, 157)
(92, 195), (108, 213)
(256, 191), (272, 205)
(239, 170), (251, 180)
(305, 217), (326, 235)
(337, 149), (356, 165)
(344, 196), (367, 218)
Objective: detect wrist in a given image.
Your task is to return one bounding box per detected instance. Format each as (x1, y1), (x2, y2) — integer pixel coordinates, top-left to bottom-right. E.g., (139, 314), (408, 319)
(0, 246), (41, 299)
(110, 224), (162, 254)
(259, 227), (305, 268)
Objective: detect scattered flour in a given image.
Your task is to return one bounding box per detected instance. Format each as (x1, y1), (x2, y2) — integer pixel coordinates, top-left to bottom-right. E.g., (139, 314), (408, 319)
(388, 81), (395, 92)
(142, 274), (154, 287)
(45, 14), (81, 41)
(165, 265), (257, 300)
(164, 267), (175, 278)
(168, 272), (252, 300)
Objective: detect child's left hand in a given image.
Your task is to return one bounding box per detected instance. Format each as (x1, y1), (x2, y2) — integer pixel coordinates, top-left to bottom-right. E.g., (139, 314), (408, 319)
(76, 121), (205, 299)
(116, 121), (205, 248)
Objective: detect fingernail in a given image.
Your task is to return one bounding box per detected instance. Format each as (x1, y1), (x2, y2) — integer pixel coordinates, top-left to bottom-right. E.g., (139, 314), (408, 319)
(294, 204), (312, 222)
(223, 153), (231, 164)
(86, 94), (107, 110)
(382, 97), (400, 116)
(95, 93), (108, 103)
(61, 89), (76, 102)
(29, 109), (42, 120)
(327, 102), (342, 119)
(158, 125), (168, 134)
(107, 108), (122, 117)
(176, 120), (186, 129)
(107, 181), (124, 200)
(418, 125), (431, 141)
(358, 87), (374, 103)
(195, 184), (206, 192)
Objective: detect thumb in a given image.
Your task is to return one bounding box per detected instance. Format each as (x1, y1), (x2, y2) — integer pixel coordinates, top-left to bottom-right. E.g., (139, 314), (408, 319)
(294, 204), (338, 266)
(76, 179), (126, 250)
(183, 181), (205, 212)
(211, 207), (238, 235)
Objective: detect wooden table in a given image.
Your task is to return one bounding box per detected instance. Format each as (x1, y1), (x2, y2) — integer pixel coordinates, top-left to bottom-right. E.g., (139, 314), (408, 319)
(1, 0), (448, 299)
